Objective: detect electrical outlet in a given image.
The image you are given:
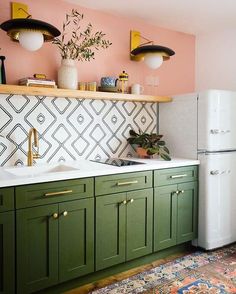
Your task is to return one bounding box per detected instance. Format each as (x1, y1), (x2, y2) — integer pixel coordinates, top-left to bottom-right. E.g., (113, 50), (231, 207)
(153, 76), (159, 86)
(145, 76), (154, 86)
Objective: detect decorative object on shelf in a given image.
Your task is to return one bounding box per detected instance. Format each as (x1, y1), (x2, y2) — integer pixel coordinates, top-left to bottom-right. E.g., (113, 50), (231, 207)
(0, 55), (6, 84)
(130, 30), (175, 69)
(78, 81), (87, 91)
(117, 71), (129, 93)
(87, 82), (97, 91)
(131, 83), (144, 95)
(98, 86), (117, 93)
(100, 77), (118, 88)
(53, 9), (112, 90)
(127, 129), (171, 160)
(57, 58), (78, 90)
(19, 76), (56, 88)
(0, 2), (60, 51)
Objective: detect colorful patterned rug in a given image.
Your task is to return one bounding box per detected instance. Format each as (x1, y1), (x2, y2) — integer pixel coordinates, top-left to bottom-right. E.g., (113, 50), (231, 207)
(90, 244), (236, 293)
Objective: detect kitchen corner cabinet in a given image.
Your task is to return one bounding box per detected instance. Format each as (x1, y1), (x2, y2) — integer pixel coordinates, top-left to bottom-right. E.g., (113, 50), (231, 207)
(16, 178), (94, 294)
(153, 166), (198, 251)
(95, 172), (153, 271)
(0, 188), (15, 294)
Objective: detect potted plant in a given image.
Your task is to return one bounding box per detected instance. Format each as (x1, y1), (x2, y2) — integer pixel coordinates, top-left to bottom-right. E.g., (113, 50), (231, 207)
(127, 130), (171, 161)
(53, 9), (112, 89)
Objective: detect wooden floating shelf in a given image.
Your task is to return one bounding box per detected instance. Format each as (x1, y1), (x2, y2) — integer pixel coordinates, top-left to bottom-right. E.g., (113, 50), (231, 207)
(0, 84), (172, 103)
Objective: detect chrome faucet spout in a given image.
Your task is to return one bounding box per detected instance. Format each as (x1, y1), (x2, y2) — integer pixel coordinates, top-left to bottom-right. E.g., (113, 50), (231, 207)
(27, 128), (40, 166)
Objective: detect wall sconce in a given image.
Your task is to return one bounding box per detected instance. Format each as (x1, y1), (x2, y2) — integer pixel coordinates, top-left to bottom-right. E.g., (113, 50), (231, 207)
(0, 2), (60, 51)
(130, 30), (175, 69)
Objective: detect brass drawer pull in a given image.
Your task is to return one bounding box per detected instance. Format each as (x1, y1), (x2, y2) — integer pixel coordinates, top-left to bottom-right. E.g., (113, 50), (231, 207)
(52, 213), (58, 219)
(119, 200), (127, 205)
(44, 190), (73, 197)
(117, 180), (138, 186)
(170, 174), (187, 179)
(128, 198), (134, 204)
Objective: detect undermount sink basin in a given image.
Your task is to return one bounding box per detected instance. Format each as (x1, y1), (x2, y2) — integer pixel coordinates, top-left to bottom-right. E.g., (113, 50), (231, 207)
(5, 164), (79, 177)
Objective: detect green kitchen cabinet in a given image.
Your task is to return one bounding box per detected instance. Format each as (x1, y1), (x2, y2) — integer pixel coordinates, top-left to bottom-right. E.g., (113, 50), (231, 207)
(154, 181), (198, 251)
(16, 198), (94, 294)
(0, 211), (15, 294)
(96, 188), (153, 271)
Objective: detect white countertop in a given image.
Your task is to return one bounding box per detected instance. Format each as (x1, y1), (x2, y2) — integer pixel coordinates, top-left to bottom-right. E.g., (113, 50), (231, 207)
(0, 158), (199, 188)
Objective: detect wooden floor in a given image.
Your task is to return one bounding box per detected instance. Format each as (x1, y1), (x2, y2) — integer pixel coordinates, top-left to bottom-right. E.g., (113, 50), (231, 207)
(66, 250), (194, 294)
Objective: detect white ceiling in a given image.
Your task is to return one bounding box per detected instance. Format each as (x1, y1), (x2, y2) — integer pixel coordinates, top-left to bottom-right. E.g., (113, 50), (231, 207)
(64, 0), (236, 35)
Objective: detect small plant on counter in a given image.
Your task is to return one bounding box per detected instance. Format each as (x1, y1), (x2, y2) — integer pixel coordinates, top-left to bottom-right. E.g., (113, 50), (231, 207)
(127, 129), (171, 161)
(53, 9), (112, 61)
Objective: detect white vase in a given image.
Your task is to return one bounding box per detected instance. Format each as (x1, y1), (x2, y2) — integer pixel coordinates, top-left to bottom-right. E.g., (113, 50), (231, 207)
(58, 58), (78, 90)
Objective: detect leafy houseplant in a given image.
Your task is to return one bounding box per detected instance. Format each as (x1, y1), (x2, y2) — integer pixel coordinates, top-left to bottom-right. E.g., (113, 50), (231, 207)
(53, 9), (112, 61)
(127, 130), (171, 161)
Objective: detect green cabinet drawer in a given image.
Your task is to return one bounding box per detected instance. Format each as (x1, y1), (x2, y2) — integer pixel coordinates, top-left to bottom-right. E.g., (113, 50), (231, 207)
(15, 178), (94, 208)
(95, 171), (152, 196)
(154, 166), (198, 187)
(0, 187), (14, 212)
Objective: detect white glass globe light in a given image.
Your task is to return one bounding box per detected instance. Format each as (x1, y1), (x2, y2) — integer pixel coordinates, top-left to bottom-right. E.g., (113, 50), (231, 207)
(19, 31), (44, 51)
(144, 53), (164, 69)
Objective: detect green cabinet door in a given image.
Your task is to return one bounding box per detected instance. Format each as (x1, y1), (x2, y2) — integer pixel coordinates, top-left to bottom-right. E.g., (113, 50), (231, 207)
(96, 193), (126, 271)
(154, 185), (177, 251)
(126, 188), (153, 261)
(0, 211), (15, 294)
(59, 198), (94, 282)
(17, 204), (59, 294)
(177, 182), (198, 244)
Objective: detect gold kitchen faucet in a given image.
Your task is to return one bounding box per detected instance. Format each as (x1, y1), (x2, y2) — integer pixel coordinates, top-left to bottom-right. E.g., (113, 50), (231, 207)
(27, 128), (40, 166)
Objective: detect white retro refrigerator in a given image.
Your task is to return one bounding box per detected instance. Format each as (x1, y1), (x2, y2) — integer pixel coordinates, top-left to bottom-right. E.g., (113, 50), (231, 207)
(159, 89), (236, 250)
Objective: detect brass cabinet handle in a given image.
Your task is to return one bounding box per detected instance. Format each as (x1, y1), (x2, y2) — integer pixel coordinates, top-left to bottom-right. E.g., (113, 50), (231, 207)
(62, 211), (68, 217)
(44, 190), (73, 197)
(128, 198), (134, 204)
(117, 180), (138, 186)
(170, 174), (187, 179)
(180, 190), (185, 193)
(175, 190), (180, 195)
(52, 213), (58, 219)
(119, 200), (127, 205)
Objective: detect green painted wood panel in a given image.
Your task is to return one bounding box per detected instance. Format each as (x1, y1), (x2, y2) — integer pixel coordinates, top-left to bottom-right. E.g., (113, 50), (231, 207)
(96, 193), (126, 270)
(154, 185), (177, 251)
(95, 171), (152, 196)
(126, 188), (153, 261)
(177, 182), (198, 244)
(0, 211), (15, 294)
(154, 166), (198, 187)
(17, 205), (58, 294)
(59, 198), (94, 282)
(0, 188), (14, 212)
(15, 178), (94, 208)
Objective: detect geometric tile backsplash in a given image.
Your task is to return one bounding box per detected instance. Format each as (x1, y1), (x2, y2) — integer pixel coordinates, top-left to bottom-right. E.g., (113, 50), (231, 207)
(0, 94), (158, 166)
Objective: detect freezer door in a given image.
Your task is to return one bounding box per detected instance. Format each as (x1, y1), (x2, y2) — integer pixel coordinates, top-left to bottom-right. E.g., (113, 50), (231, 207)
(197, 152), (236, 250)
(198, 89), (236, 151)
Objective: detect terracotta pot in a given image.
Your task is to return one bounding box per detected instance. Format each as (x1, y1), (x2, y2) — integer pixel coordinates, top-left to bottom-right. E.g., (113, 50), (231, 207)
(136, 147), (152, 159)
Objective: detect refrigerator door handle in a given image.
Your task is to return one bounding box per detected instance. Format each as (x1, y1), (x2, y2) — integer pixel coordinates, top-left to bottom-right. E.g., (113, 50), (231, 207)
(210, 129), (220, 134)
(210, 170), (219, 175)
(210, 129), (231, 134)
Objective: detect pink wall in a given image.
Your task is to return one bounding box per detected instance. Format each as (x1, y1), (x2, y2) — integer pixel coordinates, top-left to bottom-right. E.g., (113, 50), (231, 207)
(0, 0), (195, 96)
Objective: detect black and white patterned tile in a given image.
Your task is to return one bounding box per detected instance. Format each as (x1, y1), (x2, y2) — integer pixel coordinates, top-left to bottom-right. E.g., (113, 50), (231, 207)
(0, 94), (158, 166)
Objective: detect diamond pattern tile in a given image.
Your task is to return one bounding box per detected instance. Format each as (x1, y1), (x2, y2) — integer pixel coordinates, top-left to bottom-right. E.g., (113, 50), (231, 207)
(0, 94), (158, 166)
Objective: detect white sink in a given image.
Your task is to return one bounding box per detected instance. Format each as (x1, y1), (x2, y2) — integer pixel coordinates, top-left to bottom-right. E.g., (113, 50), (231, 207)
(5, 164), (79, 177)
